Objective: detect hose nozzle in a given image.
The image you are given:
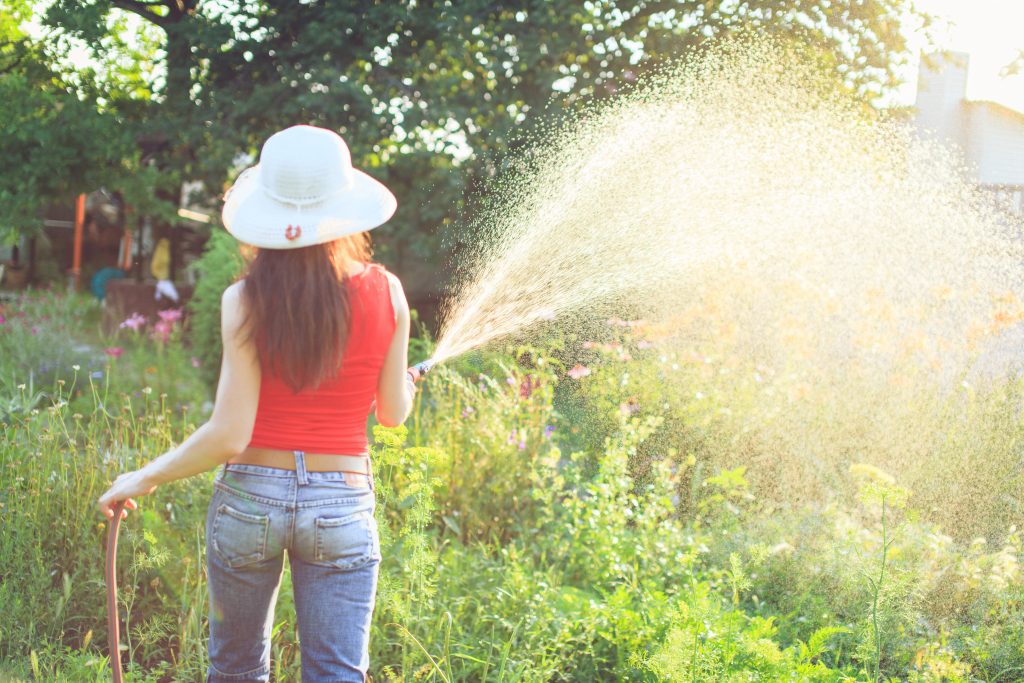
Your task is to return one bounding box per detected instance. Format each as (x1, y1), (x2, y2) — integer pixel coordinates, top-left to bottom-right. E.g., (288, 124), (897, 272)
(407, 359), (436, 383)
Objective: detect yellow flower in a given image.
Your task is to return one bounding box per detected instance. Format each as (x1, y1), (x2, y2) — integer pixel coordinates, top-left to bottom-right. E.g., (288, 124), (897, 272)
(849, 463), (895, 485)
(850, 462), (909, 508)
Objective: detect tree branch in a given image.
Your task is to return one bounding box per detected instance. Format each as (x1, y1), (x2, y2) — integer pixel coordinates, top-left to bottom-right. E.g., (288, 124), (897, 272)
(0, 38), (31, 76)
(110, 0), (171, 27)
(0, 52), (28, 76)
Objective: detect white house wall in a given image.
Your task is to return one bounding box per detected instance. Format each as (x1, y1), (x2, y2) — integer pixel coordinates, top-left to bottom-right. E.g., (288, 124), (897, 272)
(964, 106), (1024, 186)
(914, 51), (970, 147)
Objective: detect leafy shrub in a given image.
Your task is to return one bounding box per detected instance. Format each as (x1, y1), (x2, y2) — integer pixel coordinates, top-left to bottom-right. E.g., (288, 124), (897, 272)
(0, 289), (101, 399)
(186, 229), (245, 386)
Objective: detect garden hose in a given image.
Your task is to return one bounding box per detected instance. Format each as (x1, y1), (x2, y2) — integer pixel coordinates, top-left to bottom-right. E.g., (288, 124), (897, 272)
(406, 359), (436, 383)
(105, 499), (127, 683)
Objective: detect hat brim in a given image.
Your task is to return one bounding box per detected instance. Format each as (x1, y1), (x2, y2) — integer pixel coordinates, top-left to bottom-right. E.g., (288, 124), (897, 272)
(222, 165), (397, 249)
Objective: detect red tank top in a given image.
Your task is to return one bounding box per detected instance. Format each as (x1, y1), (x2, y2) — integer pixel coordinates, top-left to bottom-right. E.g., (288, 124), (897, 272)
(247, 263), (396, 455)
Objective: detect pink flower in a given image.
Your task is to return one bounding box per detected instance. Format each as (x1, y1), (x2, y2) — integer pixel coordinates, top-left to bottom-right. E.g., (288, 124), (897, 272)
(105, 347), (124, 358)
(567, 364), (591, 380)
(0, 314), (6, 324)
(191, 356), (201, 368)
(619, 396), (641, 416)
(120, 313), (146, 331)
(30, 326), (38, 335)
(151, 319), (173, 342)
(157, 308), (183, 323)
(519, 374), (540, 398)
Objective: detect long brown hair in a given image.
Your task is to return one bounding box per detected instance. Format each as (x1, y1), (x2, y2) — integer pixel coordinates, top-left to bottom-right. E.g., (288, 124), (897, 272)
(240, 232), (373, 392)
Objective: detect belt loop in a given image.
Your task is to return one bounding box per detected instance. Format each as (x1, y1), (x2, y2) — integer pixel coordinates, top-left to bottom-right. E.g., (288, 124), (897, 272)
(294, 450), (309, 486)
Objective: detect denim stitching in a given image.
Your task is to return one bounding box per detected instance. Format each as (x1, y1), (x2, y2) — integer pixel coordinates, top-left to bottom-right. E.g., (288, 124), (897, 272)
(214, 480), (372, 508)
(208, 662), (271, 680)
(222, 464), (292, 478)
(294, 450), (309, 486)
(213, 481), (292, 508)
(299, 494), (375, 508)
(211, 503), (269, 568)
(314, 511), (374, 568)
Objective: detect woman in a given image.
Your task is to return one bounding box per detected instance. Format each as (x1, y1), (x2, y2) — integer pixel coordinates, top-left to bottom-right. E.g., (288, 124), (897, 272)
(97, 124), (416, 683)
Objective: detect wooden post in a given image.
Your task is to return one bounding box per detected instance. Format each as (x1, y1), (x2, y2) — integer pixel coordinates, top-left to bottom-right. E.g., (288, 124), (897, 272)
(169, 225), (177, 282)
(121, 230), (133, 271)
(135, 216), (146, 282)
(27, 236), (37, 285)
(71, 193), (86, 290)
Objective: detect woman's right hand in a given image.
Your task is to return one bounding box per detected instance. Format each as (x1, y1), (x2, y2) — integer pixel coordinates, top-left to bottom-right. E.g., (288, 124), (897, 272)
(96, 473), (150, 520)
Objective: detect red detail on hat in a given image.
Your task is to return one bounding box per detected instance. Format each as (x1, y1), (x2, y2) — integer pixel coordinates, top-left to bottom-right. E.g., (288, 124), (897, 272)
(285, 225), (302, 241)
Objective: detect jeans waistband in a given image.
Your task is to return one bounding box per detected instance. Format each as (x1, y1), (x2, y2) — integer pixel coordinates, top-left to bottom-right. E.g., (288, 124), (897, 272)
(218, 452), (374, 491)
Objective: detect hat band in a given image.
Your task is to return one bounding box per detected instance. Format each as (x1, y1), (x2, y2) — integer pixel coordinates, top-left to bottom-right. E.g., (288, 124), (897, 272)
(260, 183), (345, 210)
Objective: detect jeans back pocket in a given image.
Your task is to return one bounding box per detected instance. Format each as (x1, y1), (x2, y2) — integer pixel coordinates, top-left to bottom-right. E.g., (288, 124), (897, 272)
(314, 509), (379, 569)
(212, 502), (270, 568)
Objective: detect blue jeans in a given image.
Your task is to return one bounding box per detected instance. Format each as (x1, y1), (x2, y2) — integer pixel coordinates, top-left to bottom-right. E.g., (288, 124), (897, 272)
(205, 451), (381, 683)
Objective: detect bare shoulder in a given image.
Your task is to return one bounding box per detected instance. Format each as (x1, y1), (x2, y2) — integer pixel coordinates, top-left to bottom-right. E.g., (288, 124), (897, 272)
(382, 269), (404, 292)
(381, 268), (409, 321)
(222, 279), (245, 304)
(220, 280), (248, 333)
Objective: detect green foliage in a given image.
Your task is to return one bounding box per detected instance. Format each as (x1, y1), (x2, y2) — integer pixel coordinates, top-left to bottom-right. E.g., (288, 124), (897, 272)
(0, 8), (145, 243)
(186, 228), (245, 385)
(18, 1), (925, 282)
(0, 290), (100, 399)
(0, 73), (133, 243)
(0, 292), (209, 673)
(2, 290), (1023, 681)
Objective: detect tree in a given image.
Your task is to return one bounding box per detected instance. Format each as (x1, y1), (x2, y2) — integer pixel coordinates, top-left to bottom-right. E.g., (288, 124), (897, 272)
(0, 1), (135, 244)
(24, 0), (923, 291)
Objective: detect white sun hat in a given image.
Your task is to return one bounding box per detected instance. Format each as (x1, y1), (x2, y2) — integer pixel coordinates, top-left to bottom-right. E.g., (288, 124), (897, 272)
(221, 125), (397, 249)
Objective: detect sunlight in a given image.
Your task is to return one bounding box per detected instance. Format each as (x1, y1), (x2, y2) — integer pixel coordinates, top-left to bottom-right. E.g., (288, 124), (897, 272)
(896, 0), (1024, 112)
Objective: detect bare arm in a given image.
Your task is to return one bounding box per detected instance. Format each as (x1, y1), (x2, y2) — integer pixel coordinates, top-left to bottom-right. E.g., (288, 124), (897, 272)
(97, 282), (261, 518)
(375, 271), (414, 427)
(141, 282), (261, 485)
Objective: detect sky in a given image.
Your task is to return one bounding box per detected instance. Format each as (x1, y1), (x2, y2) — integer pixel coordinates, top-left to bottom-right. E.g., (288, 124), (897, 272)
(892, 0), (1024, 112)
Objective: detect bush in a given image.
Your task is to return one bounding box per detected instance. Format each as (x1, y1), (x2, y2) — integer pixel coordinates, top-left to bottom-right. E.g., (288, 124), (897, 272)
(186, 229), (245, 386)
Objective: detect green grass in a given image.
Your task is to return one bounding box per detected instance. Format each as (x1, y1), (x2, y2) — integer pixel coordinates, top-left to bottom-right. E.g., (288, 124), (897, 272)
(1, 290), (1022, 682)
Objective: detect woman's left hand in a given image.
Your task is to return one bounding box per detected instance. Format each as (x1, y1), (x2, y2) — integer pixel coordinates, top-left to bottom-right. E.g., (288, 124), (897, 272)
(97, 470), (158, 520)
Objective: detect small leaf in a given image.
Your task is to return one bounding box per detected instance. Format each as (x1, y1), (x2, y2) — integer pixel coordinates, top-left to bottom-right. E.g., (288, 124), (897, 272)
(441, 514), (461, 535)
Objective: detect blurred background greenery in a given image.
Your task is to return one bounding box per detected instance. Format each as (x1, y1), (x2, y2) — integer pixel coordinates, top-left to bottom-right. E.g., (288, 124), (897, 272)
(1, 0), (923, 311)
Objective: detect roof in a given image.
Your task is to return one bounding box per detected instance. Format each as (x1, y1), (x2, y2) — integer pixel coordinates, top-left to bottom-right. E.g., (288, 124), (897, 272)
(963, 99), (1024, 126)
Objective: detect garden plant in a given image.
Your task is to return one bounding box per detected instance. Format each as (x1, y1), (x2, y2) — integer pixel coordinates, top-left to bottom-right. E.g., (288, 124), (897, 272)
(0, 286), (1022, 682)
